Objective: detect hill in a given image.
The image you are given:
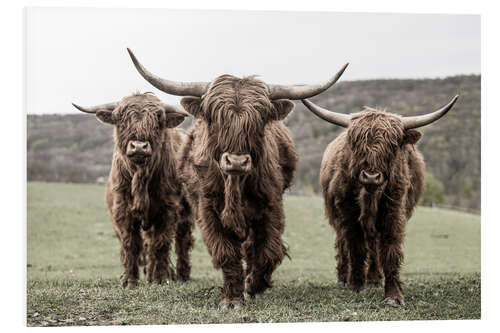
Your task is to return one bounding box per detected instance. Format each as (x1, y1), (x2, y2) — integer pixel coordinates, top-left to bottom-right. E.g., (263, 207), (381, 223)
(27, 75), (480, 210)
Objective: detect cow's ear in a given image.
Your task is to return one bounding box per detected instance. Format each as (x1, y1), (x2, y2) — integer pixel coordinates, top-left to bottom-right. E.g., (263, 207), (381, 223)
(402, 129), (422, 145)
(165, 113), (187, 128)
(96, 110), (117, 125)
(271, 99), (295, 121)
(180, 96), (203, 119)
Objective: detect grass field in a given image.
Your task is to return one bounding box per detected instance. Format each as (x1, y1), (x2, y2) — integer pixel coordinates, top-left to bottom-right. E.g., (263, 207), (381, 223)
(27, 182), (481, 326)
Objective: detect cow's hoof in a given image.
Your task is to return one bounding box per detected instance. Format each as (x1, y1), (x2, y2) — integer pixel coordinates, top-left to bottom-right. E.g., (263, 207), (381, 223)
(120, 274), (137, 288)
(366, 281), (383, 288)
(348, 283), (365, 293)
(126, 281), (138, 289)
(337, 281), (347, 288)
(121, 280), (137, 289)
(154, 279), (171, 285)
(383, 297), (405, 308)
(219, 298), (244, 310)
(244, 292), (264, 301)
(176, 275), (190, 282)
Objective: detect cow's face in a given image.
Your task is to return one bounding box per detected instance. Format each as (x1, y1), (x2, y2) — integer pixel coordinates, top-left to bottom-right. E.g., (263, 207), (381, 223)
(181, 75), (294, 175)
(347, 109), (421, 188)
(126, 49), (349, 175)
(74, 93), (187, 166)
(302, 96), (458, 189)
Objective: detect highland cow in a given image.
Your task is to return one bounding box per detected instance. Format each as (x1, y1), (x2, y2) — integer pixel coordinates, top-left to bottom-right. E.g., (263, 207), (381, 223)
(301, 95), (459, 307)
(127, 48), (348, 308)
(72, 93), (194, 287)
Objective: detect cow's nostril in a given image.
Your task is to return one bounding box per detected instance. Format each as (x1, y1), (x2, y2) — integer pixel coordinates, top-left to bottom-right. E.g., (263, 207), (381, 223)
(130, 142), (136, 149)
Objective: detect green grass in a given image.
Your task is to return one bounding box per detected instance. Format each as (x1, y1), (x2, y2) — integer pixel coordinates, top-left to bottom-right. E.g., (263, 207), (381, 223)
(27, 182), (481, 326)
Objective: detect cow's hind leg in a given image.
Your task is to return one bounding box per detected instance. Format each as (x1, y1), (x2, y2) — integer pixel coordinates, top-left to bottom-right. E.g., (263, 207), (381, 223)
(145, 213), (176, 284)
(175, 201), (194, 281)
(244, 211), (286, 298)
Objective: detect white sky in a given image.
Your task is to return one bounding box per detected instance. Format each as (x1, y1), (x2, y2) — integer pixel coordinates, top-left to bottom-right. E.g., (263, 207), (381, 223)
(25, 7), (480, 114)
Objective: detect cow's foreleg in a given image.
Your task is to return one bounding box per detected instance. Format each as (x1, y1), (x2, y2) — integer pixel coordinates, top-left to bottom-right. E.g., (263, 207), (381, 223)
(244, 209), (286, 298)
(145, 212), (176, 284)
(119, 221), (142, 288)
(219, 254), (245, 309)
(112, 195), (142, 288)
(379, 214), (405, 307)
(242, 228), (256, 290)
(199, 204), (244, 309)
(344, 223), (367, 292)
(366, 237), (383, 287)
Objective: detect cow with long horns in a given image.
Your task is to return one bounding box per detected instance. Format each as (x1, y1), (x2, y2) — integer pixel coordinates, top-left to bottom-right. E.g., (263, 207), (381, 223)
(127, 48), (348, 308)
(301, 95), (459, 307)
(72, 93), (195, 287)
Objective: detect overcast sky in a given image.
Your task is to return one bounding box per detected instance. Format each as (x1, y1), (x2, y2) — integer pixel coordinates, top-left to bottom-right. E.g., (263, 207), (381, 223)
(25, 7), (480, 114)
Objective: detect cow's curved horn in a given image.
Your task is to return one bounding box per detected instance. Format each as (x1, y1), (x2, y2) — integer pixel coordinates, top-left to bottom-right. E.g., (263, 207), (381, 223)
(71, 102), (118, 114)
(161, 103), (190, 117)
(402, 95), (459, 129)
(301, 99), (351, 128)
(268, 63), (348, 100)
(127, 48), (209, 97)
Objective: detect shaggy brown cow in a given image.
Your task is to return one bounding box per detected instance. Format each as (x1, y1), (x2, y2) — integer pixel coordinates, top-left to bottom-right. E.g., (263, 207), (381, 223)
(72, 93), (194, 287)
(127, 48), (348, 308)
(301, 95), (459, 307)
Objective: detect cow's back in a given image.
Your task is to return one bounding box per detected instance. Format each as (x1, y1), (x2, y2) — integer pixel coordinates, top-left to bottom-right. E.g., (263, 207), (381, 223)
(168, 127), (188, 157)
(266, 121), (297, 192)
(404, 145), (425, 219)
(319, 132), (349, 227)
(320, 131), (348, 196)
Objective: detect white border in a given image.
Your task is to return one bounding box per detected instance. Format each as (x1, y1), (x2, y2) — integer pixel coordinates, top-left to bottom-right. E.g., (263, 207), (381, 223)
(2, 0), (497, 332)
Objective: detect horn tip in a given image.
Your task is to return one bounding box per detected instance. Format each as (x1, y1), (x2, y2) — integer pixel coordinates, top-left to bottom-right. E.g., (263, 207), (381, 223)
(127, 48), (137, 62)
(449, 95), (460, 107)
(72, 102), (100, 114)
(72, 103), (88, 113)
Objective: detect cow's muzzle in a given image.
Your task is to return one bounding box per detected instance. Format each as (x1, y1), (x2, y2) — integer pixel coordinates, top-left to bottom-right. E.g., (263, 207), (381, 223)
(126, 140), (152, 162)
(359, 170), (384, 186)
(220, 153), (252, 175)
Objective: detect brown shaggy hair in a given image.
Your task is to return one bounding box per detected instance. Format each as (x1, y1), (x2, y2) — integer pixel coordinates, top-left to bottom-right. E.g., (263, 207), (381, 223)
(179, 75), (297, 308)
(96, 93), (194, 287)
(320, 107), (424, 307)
